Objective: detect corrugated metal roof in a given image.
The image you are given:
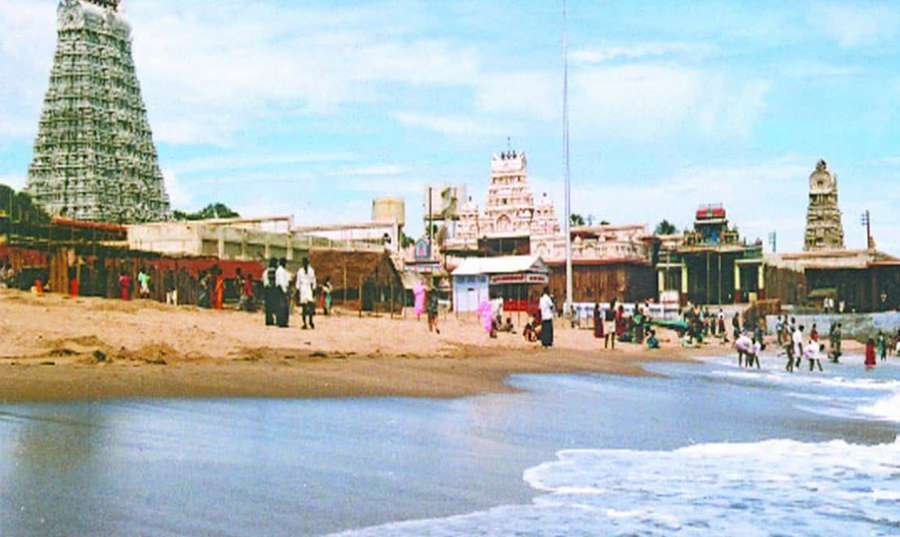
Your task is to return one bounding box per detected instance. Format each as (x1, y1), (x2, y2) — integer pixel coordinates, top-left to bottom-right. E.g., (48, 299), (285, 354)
(451, 255), (547, 276)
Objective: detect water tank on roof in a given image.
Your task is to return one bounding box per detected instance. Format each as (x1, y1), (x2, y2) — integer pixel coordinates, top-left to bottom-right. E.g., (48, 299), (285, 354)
(372, 196), (405, 226)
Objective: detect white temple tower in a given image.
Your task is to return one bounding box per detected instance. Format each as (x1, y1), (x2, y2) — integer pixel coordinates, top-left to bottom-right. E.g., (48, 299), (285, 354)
(25, 0), (170, 223)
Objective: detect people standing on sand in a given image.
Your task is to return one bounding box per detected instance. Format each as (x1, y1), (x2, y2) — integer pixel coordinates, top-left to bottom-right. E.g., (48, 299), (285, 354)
(275, 258), (291, 327)
(865, 338), (876, 369)
(322, 278), (332, 316)
(604, 300), (617, 349)
(426, 288), (440, 334)
(413, 281), (426, 321)
(539, 287), (555, 348)
(876, 331), (887, 361)
(616, 304), (626, 339)
(118, 271), (130, 301)
(197, 271), (211, 308)
(238, 268), (255, 312)
(749, 337), (762, 369)
(164, 269), (177, 306)
(810, 323), (819, 342)
(647, 329), (660, 349)
(296, 257), (316, 330)
(137, 267), (150, 299)
(212, 266), (224, 310)
(732, 313), (741, 342)
(263, 258), (278, 326)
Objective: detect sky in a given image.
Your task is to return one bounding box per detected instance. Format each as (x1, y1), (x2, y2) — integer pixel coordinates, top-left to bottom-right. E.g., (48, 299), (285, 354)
(0, 0), (898, 254)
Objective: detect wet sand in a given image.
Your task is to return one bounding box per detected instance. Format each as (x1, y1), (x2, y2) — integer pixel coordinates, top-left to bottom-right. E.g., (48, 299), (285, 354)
(1, 288), (712, 402)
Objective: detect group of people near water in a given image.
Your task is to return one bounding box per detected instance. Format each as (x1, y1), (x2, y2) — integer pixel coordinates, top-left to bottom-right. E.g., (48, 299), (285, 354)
(261, 257), (331, 330)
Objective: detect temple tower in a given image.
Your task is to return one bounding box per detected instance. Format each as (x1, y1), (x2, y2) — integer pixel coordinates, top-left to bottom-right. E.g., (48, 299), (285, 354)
(803, 159), (844, 251)
(25, 0), (170, 223)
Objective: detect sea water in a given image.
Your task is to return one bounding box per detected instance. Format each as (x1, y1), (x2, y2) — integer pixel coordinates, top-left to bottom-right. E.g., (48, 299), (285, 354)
(1, 352), (898, 536)
(334, 353), (900, 537)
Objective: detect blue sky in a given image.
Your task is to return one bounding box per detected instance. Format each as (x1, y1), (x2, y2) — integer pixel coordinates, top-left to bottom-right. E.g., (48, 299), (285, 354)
(0, 0), (898, 253)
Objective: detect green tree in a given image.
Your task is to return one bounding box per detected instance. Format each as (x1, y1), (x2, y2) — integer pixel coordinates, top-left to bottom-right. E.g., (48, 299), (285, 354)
(173, 203), (240, 221)
(655, 219), (678, 235)
(570, 213), (586, 227)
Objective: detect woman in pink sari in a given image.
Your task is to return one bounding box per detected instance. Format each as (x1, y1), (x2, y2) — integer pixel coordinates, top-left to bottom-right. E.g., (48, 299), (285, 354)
(413, 281), (426, 320)
(478, 299), (494, 335)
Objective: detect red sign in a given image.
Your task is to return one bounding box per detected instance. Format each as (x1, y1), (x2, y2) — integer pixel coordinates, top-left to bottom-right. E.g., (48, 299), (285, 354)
(489, 273), (549, 285)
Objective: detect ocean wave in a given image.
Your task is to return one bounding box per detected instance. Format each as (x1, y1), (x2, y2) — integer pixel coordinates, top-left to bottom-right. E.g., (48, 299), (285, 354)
(859, 392), (900, 423)
(332, 438), (900, 536)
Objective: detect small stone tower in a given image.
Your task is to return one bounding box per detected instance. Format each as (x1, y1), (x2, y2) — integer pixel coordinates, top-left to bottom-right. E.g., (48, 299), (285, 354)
(25, 0), (170, 223)
(803, 159), (844, 251)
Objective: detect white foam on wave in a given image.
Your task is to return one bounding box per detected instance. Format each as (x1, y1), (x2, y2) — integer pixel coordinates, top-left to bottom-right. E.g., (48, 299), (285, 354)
(331, 438), (900, 537)
(859, 391), (900, 423)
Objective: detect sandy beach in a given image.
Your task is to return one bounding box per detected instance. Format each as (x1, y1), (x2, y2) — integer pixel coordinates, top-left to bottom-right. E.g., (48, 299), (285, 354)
(0, 289), (712, 402)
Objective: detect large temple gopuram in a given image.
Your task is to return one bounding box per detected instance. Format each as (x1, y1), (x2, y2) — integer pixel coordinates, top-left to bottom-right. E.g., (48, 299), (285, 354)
(24, 0), (169, 223)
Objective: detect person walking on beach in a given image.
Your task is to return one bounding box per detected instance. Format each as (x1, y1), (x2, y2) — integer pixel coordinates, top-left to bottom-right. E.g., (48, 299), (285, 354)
(118, 271), (130, 301)
(865, 338), (876, 369)
(539, 287), (554, 348)
(829, 323), (843, 362)
(275, 258), (291, 327)
(413, 280), (426, 321)
(736, 331), (753, 367)
(263, 258), (278, 326)
(322, 278), (332, 316)
(804, 340), (824, 372)
(877, 331), (887, 361)
(810, 323), (819, 343)
(790, 325), (804, 370)
(593, 301), (603, 340)
(296, 257), (316, 330)
(212, 266), (224, 310)
(164, 269), (177, 306)
(732, 313), (741, 342)
(137, 267), (150, 299)
(426, 288), (440, 334)
(604, 300), (617, 349)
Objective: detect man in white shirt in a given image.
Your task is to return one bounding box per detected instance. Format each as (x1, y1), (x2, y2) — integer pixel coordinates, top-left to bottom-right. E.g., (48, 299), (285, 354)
(791, 325), (804, 369)
(296, 257), (317, 330)
(275, 258), (291, 327)
(539, 287), (554, 348)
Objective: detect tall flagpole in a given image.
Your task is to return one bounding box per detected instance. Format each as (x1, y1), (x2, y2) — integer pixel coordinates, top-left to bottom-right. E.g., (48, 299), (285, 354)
(562, 0), (573, 314)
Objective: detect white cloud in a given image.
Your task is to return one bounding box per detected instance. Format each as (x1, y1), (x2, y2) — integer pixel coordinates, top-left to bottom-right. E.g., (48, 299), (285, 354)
(571, 42), (716, 64)
(161, 169), (192, 209)
(393, 112), (501, 138)
(812, 3), (900, 47)
(0, 173), (26, 190)
(572, 64), (770, 141)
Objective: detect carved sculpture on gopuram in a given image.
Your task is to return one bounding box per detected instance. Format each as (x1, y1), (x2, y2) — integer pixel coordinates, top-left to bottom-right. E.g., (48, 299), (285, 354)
(803, 159), (845, 251)
(25, 0), (170, 223)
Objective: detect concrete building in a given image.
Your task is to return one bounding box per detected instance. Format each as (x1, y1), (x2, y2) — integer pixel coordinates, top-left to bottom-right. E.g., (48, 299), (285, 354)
(126, 217), (387, 270)
(451, 255), (548, 313)
(25, 0), (169, 223)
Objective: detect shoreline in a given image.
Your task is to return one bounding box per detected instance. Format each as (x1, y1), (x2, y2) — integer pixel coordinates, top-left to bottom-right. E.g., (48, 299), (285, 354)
(1, 288), (703, 403)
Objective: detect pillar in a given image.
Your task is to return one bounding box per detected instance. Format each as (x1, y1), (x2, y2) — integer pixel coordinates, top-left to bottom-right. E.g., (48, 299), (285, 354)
(217, 227), (225, 259)
(680, 264), (688, 295)
(658, 269), (665, 295)
(734, 264), (741, 291)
